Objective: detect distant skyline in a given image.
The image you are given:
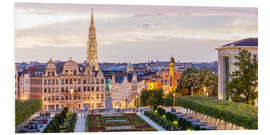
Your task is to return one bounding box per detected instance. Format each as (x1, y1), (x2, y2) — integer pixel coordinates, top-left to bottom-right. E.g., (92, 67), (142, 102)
(15, 3), (258, 63)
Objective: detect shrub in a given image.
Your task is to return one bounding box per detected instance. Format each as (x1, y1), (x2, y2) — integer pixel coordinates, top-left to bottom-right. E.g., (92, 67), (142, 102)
(176, 96), (258, 129)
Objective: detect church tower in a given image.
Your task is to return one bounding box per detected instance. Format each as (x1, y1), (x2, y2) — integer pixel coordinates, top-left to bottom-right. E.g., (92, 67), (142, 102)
(87, 8), (99, 71)
(169, 56), (175, 93)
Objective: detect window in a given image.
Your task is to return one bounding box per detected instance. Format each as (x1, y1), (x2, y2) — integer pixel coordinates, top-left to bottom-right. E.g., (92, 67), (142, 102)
(101, 86), (104, 91)
(56, 87), (59, 93)
(96, 79), (99, 84)
(253, 54), (257, 59)
(78, 79), (81, 84)
(61, 96), (64, 101)
(44, 80), (47, 85)
(44, 88), (47, 93)
(44, 96), (47, 101)
(56, 96), (59, 101)
(52, 87), (55, 93)
(83, 79), (86, 84)
(91, 79), (94, 84)
(83, 86), (86, 92)
(65, 79), (68, 84)
(91, 87), (94, 91)
(78, 87), (81, 92)
(48, 79), (51, 85)
(73, 70), (77, 75)
(52, 79), (55, 85)
(61, 79), (64, 85)
(48, 72), (50, 76)
(52, 71), (55, 76)
(101, 79), (105, 84)
(96, 94), (99, 99)
(61, 87), (64, 93)
(65, 87), (68, 93)
(87, 79), (90, 84)
(87, 86), (90, 92)
(48, 88), (51, 93)
(74, 79), (77, 84)
(96, 87), (99, 91)
(56, 79), (59, 85)
(69, 79), (72, 84)
(65, 96), (68, 100)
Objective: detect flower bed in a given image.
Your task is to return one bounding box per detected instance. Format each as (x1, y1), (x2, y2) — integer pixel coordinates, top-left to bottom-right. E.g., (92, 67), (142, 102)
(87, 113), (156, 132)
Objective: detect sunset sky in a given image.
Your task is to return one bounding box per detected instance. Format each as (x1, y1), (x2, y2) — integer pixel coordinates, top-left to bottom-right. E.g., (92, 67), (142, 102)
(15, 3), (258, 63)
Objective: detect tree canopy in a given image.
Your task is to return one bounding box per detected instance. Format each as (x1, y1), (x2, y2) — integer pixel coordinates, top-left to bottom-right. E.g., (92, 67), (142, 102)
(227, 50), (258, 105)
(176, 67), (217, 97)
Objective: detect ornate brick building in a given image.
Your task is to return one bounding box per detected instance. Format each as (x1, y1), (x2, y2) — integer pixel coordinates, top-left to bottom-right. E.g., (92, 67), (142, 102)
(15, 9), (106, 110)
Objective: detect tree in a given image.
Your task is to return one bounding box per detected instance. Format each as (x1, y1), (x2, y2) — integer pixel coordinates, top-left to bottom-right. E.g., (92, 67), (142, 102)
(148, 89), (164, 108)
(163, 92), (174, 106)
(177, 67), (200, 95)
(140, 89), (151, 106)
(227, 50), (258, 105)
(200, 68), (218, 97)
(177, 67), (217, 96)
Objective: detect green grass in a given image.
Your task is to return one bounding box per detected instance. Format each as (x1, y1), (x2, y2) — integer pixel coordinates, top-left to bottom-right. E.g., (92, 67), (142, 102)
(15, 99), (42, 126)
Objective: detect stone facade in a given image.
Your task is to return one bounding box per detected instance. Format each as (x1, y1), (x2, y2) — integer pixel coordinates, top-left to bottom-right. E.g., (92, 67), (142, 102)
(38, 59), (106, 110)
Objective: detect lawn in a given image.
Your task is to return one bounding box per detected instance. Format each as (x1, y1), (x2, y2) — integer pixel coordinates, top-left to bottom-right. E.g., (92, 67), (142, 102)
(87, 113), (156, 132)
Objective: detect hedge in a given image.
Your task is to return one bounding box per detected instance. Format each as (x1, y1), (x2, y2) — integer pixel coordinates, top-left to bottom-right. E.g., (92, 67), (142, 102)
(176, 96), (258, 129)
(15, 99), (42, 126)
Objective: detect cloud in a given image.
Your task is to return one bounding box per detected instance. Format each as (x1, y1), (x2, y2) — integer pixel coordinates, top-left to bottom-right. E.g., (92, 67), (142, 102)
(15, 3), (257, 51)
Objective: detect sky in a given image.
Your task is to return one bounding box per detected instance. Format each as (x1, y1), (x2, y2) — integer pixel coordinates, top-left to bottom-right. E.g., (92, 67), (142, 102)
(15, 3), (258, 63)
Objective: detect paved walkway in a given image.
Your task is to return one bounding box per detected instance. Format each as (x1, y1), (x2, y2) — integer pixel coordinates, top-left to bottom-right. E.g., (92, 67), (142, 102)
(136, 113), (166, 131)
(74, 113), (86, 132)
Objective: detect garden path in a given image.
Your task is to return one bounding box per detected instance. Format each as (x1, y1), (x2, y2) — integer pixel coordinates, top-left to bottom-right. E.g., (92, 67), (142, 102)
(136, 113), (167, 131)
(74, 113), (86, 132)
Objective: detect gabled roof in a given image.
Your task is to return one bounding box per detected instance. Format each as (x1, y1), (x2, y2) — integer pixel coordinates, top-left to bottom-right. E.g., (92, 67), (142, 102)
(222, 38), (258, 47)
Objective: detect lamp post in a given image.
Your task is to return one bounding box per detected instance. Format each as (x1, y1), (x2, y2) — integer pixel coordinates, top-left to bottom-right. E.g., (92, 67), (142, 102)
(135, 95), (138, 111)
(138, 89), (141, 114)
(70, 88), (74, 112)
(173, 93), (176, 108)
(203, 87), (206, 96)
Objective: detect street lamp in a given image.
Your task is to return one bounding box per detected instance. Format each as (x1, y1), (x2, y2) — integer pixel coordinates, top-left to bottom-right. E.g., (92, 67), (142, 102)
(203, 87), (206, 96)
(70, 88), (74, 112)
(173, 93), (176, 108)
(138, 89), (141, 114)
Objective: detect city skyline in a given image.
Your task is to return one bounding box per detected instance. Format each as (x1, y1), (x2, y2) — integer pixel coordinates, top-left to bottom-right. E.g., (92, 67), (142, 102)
(15, 3), (257, 63)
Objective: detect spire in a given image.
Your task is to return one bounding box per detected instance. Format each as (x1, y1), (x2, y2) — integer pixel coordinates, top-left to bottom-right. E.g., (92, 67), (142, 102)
(87, 8), (99, 71)
(91, 8), (94, 27)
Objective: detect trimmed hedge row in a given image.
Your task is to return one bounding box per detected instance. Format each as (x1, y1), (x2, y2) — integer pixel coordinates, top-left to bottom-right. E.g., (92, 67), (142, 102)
(176, 96), (258, 129)
(15, 99), (42, 126)
(145, 108), (206, 130)
(43, 108), (77, 133)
